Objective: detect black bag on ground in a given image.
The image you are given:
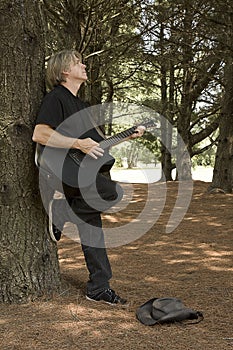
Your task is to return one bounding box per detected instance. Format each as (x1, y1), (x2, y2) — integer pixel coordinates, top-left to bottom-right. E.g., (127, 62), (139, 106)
(136, 297), (203, 326)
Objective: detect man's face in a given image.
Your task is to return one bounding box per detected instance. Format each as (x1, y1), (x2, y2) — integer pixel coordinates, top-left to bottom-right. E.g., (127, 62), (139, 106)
(65, 56), (88, 83)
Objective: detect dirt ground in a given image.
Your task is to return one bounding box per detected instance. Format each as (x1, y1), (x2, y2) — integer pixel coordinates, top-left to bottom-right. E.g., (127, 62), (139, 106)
(0, 181), (232, 350)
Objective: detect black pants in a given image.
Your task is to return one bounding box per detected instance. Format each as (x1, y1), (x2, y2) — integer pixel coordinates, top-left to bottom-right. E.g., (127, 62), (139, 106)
(56, 172), (124, 295)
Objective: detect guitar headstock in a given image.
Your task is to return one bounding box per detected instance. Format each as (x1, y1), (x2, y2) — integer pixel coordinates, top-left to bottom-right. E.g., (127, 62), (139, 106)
(140, 119), (160, 130)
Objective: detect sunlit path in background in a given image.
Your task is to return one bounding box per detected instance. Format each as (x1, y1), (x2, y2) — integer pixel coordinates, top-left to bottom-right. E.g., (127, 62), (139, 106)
(111, 165), (213, 183)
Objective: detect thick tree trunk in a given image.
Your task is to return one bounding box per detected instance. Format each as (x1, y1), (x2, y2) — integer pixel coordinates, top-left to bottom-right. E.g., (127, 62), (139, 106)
(0, 1), (61, 303)
(210, 11), (233, 194)
(210, 60), (233, 193)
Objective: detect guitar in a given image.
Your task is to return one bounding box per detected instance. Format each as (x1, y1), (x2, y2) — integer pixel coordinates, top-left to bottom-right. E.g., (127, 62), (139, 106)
(38, 120), (157, 189)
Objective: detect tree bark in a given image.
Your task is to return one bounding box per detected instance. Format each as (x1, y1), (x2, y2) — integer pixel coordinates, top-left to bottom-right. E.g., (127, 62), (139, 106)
(159, 21), (173, 181)
(0, 0), (61, 303)
(209, 9), (233, 193)
(210, 62), (233, 193)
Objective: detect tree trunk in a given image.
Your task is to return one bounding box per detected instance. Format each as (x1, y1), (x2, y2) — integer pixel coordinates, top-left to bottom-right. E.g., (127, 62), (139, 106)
(160, 118), (173, 181)
(176, 4), (193, 181)
(210, 10), (233, 193)
(0, 0), (61, 303)
(127, 142), (138, 168)
(159, 21), (173, 181)
(210, 62), (233, 193)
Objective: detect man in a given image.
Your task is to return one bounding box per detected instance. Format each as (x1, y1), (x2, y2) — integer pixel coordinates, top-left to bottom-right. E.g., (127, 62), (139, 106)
(32, 49), (145, 305)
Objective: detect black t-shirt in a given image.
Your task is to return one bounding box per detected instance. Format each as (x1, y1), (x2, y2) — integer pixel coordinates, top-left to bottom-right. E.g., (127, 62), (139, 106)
(36, 85), (115, 187)
(36, 85), (103, 142)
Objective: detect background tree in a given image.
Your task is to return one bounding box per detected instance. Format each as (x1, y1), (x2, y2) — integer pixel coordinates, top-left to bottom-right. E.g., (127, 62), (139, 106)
(0, 0), (61, 303)
(43, 0), (143, 104)
(137, 0), (222, 180)
(209, 0), (233, 193)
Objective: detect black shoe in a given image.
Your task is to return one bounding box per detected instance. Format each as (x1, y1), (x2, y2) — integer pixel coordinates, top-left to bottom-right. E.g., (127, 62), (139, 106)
(86, 288), (127, 305)
(48, 200), (62, 242)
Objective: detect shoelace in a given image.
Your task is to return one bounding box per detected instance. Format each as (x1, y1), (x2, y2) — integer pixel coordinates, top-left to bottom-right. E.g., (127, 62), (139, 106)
(104, 289), (118, 302)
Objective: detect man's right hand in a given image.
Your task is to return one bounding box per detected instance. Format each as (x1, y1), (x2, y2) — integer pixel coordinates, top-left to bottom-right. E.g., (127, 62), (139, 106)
(72, 138), (104, 159)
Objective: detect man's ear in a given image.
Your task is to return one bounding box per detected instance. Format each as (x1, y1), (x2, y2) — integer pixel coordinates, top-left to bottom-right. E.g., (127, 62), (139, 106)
(62, 70), (69, 78)
(61, 71), (69, 82)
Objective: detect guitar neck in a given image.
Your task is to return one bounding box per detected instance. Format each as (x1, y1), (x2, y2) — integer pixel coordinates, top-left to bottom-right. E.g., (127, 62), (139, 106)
(100, 126), (137, 149)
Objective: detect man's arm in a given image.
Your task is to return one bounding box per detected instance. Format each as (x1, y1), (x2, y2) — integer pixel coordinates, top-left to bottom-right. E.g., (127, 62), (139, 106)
(32, 124), (104, 159)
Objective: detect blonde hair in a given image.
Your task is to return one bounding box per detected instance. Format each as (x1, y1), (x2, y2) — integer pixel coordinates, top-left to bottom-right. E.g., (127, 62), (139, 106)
(46, 49), (82, 89)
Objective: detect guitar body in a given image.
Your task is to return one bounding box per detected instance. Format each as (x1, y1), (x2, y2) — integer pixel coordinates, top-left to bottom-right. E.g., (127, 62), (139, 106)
(62, 149), (115, 188)
(37, 119), (156, 189)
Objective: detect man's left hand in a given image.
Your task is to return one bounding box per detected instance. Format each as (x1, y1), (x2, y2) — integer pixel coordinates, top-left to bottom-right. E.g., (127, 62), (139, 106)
(130, 125), (146, 138)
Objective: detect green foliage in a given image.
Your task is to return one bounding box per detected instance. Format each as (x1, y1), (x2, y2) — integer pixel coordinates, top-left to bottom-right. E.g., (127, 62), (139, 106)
(192, 147), (217, 167)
